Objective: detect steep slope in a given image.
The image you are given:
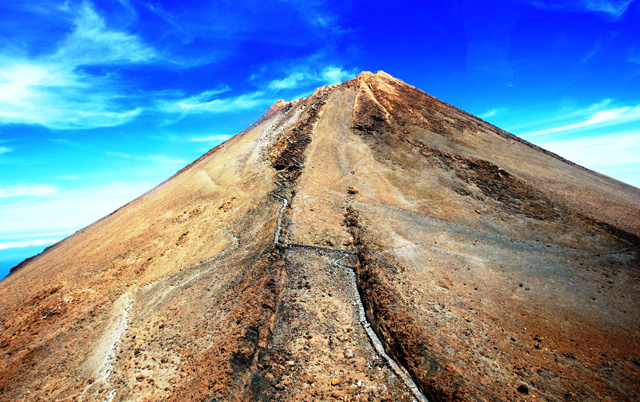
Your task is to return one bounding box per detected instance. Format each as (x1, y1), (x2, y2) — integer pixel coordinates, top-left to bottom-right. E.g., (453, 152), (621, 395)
(1, 71), (638, 401)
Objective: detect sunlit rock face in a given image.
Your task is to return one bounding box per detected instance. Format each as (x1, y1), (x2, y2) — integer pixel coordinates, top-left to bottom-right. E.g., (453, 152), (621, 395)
(1, 71), (639, 401)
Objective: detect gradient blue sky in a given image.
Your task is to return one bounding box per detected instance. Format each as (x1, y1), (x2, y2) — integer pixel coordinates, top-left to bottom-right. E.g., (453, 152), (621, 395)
(1, 0), (639, 278)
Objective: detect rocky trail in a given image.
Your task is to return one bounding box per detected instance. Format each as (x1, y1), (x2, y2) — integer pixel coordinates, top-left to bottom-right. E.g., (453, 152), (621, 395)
(269, 183), (429, 401)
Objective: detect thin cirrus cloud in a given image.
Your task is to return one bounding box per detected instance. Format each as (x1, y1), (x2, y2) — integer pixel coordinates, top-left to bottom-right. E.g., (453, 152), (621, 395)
(0, 1), (358, 131)
(157, 90), (274, 116)
(158, 64), (359, 118)
(0, 238), (65, 251)
(51, 2), (155, 65)
(11, 231), (76, 239)
(268, 66), (358, 90)
(540, 131), (640, 168)
(0, 185), (58, 199)
(530, 0), (637, 18)
(188, 135), (234, 142)
(510, 99), (640, 187)
(478, 108), (508, 119)
(582, 0), (637, 16)
(0, 146), (12, 155)
(0, 2), (152, 130)
(105, 152), (188, 165)
(522, 101), (640, 137)
(539, 130), (640, 187)
(0, 181), (155, 236)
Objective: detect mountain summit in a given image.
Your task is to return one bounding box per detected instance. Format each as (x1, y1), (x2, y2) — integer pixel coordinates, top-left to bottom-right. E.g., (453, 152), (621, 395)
(1, 71), (639, 401)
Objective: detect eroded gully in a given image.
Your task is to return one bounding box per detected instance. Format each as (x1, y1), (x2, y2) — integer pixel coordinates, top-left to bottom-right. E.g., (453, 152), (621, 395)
(269, 180), (429, 402)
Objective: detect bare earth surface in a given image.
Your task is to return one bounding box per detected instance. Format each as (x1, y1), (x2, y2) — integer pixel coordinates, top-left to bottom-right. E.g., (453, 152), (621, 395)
(1, 71), (639, 401)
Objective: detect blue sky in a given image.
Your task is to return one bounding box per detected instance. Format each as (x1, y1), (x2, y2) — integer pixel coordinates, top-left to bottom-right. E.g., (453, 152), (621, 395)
(1, 0), (639, 278)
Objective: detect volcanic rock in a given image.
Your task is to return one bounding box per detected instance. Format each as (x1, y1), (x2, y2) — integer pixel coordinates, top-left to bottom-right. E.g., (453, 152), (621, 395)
(1, 71), (639, 401)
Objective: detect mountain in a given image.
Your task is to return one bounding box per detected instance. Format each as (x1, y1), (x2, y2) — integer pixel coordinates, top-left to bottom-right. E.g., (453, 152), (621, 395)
(1, 71), (639, 401)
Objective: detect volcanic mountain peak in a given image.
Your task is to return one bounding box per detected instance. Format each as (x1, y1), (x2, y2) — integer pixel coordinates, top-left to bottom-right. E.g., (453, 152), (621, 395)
(1, 72), (639, 401)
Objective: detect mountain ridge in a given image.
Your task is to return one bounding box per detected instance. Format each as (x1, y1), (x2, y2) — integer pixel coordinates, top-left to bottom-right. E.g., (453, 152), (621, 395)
(9, 71), (639, 278)
(1, 71), (638, 401)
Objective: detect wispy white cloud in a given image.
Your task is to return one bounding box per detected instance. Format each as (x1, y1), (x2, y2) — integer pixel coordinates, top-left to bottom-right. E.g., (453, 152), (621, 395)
(0, 230), (75, 251)
(539, 130), (640, 187)
(115, 0), (137, 17)
(188, 134), (234, 142)
(154, 62), (356, 120)
(0, 181), (153, 236)
(146, 2), (179, 28)
(478, 108), (507, 119)
(322, 66), (357, 84)
(0, 2), (360, 130)
(0, 238), (65, 251)
(51, 2), (155, 65)
(0, 2), (153, 129)
(269, 73), (307, 90)
(157, 90), (272, 115)
(522, 101), (640, 137)
(150, 155), (188, 164)
(280, 0), (350, 36)
(0, 185), (58, 198)
(105, 152), (187, 164)
(509, 99), (640, 187)
(531, 0), (636, 18)
(540, 130), (640, 167)
(582, 0), (636, 16)
(268, 65), (358, 90)
(0, 146), (12, 155)
(11, 230), (76, 239)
